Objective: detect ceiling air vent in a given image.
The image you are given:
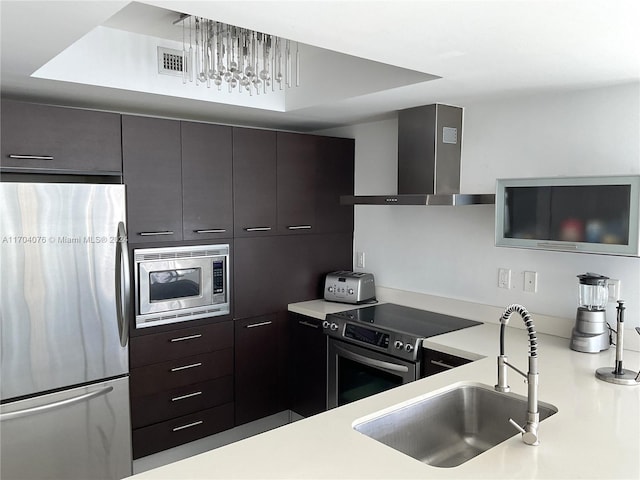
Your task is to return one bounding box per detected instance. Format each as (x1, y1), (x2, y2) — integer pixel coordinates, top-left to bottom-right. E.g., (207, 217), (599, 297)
(157, 47), (187, 76)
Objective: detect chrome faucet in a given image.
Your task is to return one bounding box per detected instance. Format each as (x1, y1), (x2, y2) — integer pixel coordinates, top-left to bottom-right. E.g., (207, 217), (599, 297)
(494, 304), (540, 446)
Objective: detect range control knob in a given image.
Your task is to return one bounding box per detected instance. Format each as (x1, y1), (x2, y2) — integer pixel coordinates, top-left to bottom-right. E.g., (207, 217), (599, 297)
(394, 340), (404, 350)
(322, 321), (330, 329)
(328, 286), (334, 293)
(348, 288), (354, 295)
(330, 322), (339, 331)
(405, 344), (414, 353)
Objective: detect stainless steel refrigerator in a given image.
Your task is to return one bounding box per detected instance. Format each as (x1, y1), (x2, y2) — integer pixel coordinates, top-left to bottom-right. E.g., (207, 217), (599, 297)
(1, 183), (132, 480)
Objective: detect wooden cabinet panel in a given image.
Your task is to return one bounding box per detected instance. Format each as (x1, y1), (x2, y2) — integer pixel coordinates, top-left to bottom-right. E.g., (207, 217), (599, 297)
(315, 136), (355, 233)
(234, 314), (287, 426)
(289, 313), (327, 417)
(130, 349), (233, 398)
(122, 115), (183, 243)
(130, 321), (233, 368)
(234, 234), (353, 319)
(276, 132), (318, 234)
(181, 121), (233, 241)
(1, 99), (122, 174)
(132, 403), (234, 459)
(233, 127), (277, 236)
(131, 375), (233, 429)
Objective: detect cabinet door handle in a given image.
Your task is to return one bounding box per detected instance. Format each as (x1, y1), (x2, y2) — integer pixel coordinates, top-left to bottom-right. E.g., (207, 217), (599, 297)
(194, 229), (227, 234)
(8, 154), (54, 160)
(170, 334), (202, 343)
(287, 225), (312, 230)
(170, 362), (202, 372)
(244, 227), (272, 232)
(171, 391), (203, 402)
(172, 420), (203, 432)
(139, 231), (174, 236)
(430, 359), (456, 370)
(245, 320), (272, 329)
(298, 320), (319, 329)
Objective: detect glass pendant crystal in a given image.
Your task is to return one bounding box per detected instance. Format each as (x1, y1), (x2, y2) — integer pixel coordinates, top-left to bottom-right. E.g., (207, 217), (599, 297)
(175, 14), (299, 95)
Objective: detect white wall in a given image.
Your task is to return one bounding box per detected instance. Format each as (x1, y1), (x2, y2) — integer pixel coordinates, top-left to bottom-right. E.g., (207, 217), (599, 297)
(319, 82), (640, 329)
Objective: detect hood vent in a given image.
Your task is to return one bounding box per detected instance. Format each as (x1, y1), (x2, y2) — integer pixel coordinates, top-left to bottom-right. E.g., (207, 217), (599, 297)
(341, 104), (495, 206)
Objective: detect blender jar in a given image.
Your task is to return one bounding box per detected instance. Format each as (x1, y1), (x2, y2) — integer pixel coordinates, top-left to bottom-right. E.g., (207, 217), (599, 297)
(577, 273), (609, 311)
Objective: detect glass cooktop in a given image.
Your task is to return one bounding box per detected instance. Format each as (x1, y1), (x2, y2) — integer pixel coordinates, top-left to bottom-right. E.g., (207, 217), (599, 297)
(330, 303), (482, 339)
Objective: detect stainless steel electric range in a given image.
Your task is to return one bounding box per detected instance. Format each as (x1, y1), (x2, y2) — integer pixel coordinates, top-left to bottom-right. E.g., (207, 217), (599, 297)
(324, 303), (481, 408)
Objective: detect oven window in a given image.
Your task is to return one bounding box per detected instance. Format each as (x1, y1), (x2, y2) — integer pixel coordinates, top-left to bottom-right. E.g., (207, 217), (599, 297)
(149, 268), (201, 301)
(337, 356), (403, 406)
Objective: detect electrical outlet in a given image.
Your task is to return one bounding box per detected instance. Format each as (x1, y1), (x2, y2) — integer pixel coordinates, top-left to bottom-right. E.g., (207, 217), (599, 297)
(523, 271), (537, 293)
(608, 279), (621, 302)
(356, 251), (365, 269)
(498, 268), (511, 289)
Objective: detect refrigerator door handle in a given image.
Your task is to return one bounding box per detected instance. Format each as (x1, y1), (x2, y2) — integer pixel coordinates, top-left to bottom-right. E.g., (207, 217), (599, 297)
(115, 221), (131, 347)
(0, 386), (114, 421)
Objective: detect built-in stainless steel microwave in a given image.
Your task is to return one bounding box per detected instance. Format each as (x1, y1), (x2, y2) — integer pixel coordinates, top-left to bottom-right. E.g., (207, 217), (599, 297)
(134, 244), (230, 328)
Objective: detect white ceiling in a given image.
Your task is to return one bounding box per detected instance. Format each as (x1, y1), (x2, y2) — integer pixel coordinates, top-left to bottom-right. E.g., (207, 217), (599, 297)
(1, 0), (639, 132)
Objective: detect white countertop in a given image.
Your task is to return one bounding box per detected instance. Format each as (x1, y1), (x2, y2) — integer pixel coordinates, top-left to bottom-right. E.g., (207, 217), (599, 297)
(129, 297), (640, 480)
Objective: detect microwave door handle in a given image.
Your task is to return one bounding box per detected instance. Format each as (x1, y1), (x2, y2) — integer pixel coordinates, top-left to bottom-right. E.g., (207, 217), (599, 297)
(115, 221), (131, 348)
(333, 344), (409, 373)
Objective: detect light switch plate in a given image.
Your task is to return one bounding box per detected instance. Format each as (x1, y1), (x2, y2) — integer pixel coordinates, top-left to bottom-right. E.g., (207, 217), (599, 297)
(608, 279), (621, 302)
(524, 271), (537, 293)
(498, 268), (511, 289)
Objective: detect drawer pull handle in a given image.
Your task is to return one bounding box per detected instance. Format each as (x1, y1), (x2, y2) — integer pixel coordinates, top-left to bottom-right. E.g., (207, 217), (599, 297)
(171, 391), (203, 402)
(194, 229), (227, 234)
(245, 320), (272, 329)
(170, 362), (202, 372)
(430, 359), (456, 370)
(244, 227), (272, 232)
(287, 225), (312, 230)
(139, 231), (174, 236)
(298, 320), (319, 329)
(172, 420), (203, 432)
(8, 154), (54, 160)
(170, 334), (202, 343)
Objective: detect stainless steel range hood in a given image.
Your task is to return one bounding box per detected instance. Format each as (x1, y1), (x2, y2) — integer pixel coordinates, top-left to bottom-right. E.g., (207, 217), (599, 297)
(341, 104), (495, 206)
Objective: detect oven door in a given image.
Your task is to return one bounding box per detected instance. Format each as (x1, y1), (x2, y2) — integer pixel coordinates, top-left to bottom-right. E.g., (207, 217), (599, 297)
(327, 339), (418, 409)
(137, 257), (212, 316)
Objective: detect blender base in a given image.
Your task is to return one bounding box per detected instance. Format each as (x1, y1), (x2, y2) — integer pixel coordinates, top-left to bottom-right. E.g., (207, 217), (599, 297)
(595, 367), (640, 385)
(570, 329), (609, 353)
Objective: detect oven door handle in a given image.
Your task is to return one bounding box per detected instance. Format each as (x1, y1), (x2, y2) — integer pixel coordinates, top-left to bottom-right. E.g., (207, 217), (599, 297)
(334, 344), (409, 373)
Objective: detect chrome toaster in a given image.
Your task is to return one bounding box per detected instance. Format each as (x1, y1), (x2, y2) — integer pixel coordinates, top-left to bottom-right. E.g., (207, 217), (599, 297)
(324, 271), (376, 304)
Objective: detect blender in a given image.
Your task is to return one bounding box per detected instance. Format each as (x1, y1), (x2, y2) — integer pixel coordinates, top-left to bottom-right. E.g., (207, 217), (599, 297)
(570, 273), (610, 353)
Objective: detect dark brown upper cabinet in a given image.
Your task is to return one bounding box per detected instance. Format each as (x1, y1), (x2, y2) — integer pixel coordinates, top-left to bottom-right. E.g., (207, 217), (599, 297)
(1, 99), (122, 175)
(122, 115), (183, 243)
(232, 128), (277, 237)
(276, 132), (319, 235)
(181, 121), (233, 241)
(315, 136), (355, 234)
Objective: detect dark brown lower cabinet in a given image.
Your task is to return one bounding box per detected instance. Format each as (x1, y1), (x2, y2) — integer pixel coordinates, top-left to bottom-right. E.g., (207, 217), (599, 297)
(234, 313), (288, 426)
(129, 320), (234, 459)
(289, 313), (327, 417)
(132, 403), (234, 459)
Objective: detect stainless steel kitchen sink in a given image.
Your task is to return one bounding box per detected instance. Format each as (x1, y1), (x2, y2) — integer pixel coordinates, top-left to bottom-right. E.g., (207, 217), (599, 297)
(353, 382), (558, 468)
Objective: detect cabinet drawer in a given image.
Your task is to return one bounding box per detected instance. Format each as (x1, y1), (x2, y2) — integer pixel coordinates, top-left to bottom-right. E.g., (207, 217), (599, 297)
(1, 99), (122, 174)
(132, 402), (234, 459)
(131, 375), (233, 429)
(130, 321), (233, 368)
(130, 349), (233, 398)
(421, 348), (472, 377)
